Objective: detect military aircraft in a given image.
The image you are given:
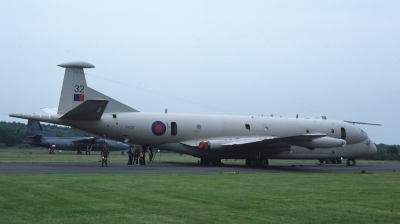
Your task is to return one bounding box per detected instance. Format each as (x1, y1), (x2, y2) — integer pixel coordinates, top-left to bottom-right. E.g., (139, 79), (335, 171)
(23, 119), (129, 154)
(10, 61), (379, 167)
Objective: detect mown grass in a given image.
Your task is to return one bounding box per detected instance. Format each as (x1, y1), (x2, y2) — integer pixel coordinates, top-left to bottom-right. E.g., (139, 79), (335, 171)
(0, 173), (399, 223)
(1, 148), (399, 223)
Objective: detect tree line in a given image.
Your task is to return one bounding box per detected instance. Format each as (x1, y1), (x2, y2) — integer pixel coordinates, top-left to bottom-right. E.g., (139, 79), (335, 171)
(373, 143), (400, 160)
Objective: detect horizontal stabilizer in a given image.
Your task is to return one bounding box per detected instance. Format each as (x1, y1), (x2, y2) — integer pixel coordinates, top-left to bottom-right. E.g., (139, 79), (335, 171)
(60, 100), (108, 120)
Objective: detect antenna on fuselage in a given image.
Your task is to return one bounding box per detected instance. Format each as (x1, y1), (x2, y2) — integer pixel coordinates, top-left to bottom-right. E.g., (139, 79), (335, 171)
(343, 120), (382, 126)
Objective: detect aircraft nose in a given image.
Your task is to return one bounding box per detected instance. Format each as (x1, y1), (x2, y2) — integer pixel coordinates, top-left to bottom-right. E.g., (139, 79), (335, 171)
(367, 139), (377, 156)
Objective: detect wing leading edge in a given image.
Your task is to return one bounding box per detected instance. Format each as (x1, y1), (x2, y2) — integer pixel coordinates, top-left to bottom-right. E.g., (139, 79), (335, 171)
(180, 133), (346, 149)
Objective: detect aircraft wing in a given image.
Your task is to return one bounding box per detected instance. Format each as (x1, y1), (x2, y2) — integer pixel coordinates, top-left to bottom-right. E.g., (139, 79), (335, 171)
(180, 133), (345, 149)
(220, 137), (275, 146)
(71, 137), (106, 144)
(72, 137), (96, 143)
(221, 133), (328, 146)
(179, 136), (280, 148)
(59, 100), (108, 120)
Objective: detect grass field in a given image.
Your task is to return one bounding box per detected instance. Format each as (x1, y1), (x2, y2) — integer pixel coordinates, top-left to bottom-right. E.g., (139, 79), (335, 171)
(0, 173), (399, 223)
(1, 148), (399, 223)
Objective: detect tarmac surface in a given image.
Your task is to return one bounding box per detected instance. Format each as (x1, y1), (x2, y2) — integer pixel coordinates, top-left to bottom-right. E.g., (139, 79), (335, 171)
(0, 161), (398, 174)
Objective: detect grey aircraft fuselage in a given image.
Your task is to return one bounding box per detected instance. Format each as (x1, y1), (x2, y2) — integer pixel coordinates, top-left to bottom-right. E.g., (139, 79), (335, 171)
(23, 119), (130, 153)
(10, 61), (378, 167)
(25, 136), (129, 153)
(17, 112), (375, 160)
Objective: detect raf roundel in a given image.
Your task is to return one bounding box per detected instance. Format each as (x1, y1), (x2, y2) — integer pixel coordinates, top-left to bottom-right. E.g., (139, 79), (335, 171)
(151, 121), (166, 136)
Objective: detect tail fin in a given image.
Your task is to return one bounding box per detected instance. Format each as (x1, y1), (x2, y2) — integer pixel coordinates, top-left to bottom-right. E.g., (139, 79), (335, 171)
(57, 61), (138, 115)
(26, 119), (55, 137)
(27, 119), (43, 135)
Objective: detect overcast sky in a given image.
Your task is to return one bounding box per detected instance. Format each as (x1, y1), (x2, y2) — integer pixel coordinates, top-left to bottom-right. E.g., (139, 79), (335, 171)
(1, 1), (399, 144)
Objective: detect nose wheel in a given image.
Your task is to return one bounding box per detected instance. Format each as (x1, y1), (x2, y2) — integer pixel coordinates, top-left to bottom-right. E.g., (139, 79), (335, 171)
(346, 159), (356, 166)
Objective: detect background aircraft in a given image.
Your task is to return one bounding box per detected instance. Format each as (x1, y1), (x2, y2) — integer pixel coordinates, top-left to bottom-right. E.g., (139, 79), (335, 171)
(10, 62), (378, 167)
(23, 119), (129, 154)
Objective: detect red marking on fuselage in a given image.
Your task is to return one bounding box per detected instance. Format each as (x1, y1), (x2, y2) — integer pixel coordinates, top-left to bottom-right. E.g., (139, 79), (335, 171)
(155, 124), (163, 133)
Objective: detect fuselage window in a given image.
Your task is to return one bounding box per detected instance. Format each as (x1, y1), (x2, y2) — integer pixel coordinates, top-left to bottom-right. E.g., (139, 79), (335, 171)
(245, 124), (250, 130)
(341, 128), (346, 140)
(171, 122), (177, 136)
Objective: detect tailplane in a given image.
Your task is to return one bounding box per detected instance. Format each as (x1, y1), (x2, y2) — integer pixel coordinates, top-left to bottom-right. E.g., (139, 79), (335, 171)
(57, 61), (138, 115)
(26, 119), (55, 138)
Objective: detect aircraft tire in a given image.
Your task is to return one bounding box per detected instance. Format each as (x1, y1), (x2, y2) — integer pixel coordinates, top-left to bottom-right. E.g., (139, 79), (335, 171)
(346, 159), (356, 166)
(260, 158), (269, 167)
(337, 159), (342, 164)
(250, 158), (258, 167)
(245, 158), (251, 166)
(331, 159), (337, 164)
(319, 159), (324, 164)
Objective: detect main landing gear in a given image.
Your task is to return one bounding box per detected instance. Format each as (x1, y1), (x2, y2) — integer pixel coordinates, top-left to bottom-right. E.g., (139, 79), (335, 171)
(319, 158), (356, 166)
(200, 158), (223, 166)
(319, 159), (343, 164)
(245, 158), (269, 168)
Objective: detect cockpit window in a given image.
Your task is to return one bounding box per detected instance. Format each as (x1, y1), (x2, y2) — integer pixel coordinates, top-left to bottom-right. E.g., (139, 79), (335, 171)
(360, 129), (368, 136)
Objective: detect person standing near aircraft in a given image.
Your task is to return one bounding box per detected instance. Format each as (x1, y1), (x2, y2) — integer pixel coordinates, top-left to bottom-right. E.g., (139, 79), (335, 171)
(101, 143), (110, 167)
(133, 146), (140, 165)
(127, 146), (134, 165)
(148, 146), (154, 164)
(140, 146), (146, 165)
(49, 144), (55, 155)
(139, 148), (144, 165)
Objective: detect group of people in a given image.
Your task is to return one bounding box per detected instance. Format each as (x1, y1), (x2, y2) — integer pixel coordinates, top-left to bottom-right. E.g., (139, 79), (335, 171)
(126, 146), (154, 165)
(99, 143), (155, 167)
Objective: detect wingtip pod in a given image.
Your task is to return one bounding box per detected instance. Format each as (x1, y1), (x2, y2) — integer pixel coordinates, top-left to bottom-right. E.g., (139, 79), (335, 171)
(57, 61), (95, 68)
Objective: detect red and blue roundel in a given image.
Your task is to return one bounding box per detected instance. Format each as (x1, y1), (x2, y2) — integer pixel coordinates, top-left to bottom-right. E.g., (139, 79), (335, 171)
(151, 121), (166, 136)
